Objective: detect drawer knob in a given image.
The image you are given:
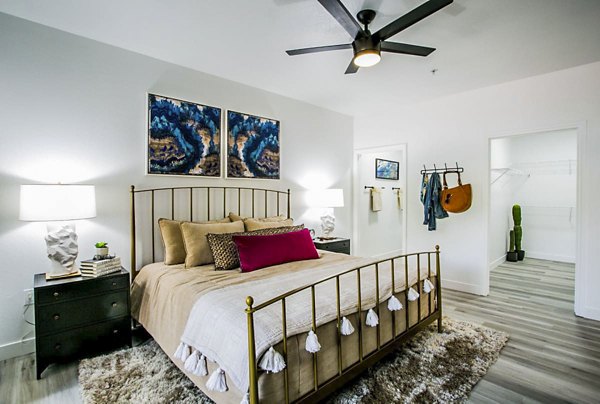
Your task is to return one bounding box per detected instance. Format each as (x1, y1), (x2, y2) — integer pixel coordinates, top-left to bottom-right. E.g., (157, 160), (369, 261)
(112, 282), (117, 286)
(55, 343), (61, 351)
(53, 292), (60, 297)
(113, 329), (119, 334)
(53, 314), (60, 321)
(112, 302), (118, 308)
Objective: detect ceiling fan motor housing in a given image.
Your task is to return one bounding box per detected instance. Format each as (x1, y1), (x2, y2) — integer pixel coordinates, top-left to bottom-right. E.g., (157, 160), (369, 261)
(352, 34), (380, 56)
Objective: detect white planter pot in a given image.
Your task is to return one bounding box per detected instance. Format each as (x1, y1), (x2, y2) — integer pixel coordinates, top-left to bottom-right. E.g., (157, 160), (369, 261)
(96, 247), (109, 257)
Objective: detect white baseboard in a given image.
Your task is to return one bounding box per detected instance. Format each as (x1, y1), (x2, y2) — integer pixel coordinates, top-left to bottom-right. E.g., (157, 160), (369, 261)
(488, 256), (505, 271)
(0, 337), (35, 361)
(443, 278), (488, 296)
(526, 251), (575, 263)
(575, 305), (600, 322)
(370, 249), (405, 260)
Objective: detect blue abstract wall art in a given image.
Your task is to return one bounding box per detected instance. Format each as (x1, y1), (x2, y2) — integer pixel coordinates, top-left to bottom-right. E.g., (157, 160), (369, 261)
(227, 110), (280, 179)
(375, 158), (399, 180)
(147, 94), (221, 177)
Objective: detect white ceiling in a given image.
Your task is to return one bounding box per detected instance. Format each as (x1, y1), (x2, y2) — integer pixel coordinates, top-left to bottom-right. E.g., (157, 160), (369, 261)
(1, 0), (600, 117)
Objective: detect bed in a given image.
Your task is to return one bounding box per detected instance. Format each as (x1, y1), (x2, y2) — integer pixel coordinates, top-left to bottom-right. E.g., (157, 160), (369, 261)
(129, 185), (442, 403)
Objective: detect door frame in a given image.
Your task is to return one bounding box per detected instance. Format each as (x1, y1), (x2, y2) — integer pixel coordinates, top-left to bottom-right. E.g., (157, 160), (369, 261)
(353, 144), (408, 258)
(485, 121), (586, 314)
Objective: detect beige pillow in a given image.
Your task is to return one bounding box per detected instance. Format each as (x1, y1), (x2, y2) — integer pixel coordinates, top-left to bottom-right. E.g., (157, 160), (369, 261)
(159, 217), (230, 265)
(181, 220), (244, 268)
(244, 218), (294, 232)
(229, 212), (290, 223)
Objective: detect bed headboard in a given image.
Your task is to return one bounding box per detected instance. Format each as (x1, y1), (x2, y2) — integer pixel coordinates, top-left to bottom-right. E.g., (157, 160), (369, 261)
(129, 185), (291, 281)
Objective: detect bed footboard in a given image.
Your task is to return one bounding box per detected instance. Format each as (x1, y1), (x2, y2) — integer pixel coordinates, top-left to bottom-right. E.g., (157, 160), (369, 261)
(245, 246), (443, 403)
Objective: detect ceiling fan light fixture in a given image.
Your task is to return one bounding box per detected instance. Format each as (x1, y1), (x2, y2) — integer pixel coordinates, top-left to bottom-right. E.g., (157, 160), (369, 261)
(353, 49), (381, 67)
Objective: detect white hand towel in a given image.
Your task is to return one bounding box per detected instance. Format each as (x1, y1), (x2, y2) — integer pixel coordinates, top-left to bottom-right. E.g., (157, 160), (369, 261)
(371, 188), (383, 212)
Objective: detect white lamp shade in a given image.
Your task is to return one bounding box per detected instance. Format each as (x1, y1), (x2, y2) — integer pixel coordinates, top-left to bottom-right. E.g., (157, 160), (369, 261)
(19, 184), (97, 221)
(307, 189), (344, 208)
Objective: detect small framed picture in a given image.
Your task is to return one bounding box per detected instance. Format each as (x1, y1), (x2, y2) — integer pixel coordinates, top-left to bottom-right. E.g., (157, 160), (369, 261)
(375, 158), (399, 180)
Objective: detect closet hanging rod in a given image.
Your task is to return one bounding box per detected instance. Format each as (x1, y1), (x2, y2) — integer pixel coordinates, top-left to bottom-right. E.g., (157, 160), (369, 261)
(421, 162), (464, 174)
(364, 186), (386, 190)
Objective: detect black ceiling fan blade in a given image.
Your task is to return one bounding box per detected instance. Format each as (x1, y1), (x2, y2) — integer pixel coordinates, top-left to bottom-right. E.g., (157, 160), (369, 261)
(286, 43), (352, 56)
(374, 0), (453, 41)
(381, 41), (435, 57)
(318, 0), (364, 39)
(345, 60), (360, 74)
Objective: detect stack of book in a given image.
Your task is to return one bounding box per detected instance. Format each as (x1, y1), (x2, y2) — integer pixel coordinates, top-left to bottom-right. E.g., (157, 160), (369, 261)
(80, 257), (121, 278)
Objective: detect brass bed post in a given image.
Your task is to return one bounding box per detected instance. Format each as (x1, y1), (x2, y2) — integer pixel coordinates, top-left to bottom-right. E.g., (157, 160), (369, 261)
(435, 245), (443, 332)
(246, 296), (259, 404)
(130, 185), (136, 281)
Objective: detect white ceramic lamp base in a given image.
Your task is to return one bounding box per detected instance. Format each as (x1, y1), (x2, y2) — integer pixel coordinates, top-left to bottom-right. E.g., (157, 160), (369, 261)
(320, 210), (336, 239)
(45, 223), (79, 277)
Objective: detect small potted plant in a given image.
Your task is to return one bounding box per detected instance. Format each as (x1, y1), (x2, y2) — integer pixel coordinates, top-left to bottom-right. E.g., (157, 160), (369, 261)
(506, 230), (518, 262)
(95, 242), (109, 259)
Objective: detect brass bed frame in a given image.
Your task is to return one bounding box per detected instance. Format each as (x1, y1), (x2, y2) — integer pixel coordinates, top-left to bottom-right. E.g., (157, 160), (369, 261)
(130, 185), (442, 404)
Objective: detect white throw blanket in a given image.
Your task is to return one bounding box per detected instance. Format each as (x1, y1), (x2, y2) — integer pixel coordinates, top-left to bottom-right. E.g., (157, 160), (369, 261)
(178, 255), (432, 393)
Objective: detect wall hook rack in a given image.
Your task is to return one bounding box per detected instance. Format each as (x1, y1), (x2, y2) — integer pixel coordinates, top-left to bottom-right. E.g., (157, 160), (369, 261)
(421, 162), (464, 174)
(364, 186), (386, 190)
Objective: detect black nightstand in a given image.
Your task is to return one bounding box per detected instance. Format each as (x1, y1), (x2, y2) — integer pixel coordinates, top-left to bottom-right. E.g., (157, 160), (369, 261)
(313, 237), (351, 255)
(33, 269), (132, 379)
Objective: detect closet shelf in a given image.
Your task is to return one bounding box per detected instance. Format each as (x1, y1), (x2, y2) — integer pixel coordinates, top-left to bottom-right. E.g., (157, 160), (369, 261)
(490, 168), (528, 185)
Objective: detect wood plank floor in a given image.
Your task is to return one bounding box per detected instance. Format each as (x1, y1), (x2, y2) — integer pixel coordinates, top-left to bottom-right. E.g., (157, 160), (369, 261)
(445, 258), (600, 404)
(1, 258), (598, 403)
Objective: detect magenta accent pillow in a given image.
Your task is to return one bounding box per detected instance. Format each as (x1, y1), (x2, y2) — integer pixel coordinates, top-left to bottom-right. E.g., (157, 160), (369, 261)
(232, 228), (320, 272)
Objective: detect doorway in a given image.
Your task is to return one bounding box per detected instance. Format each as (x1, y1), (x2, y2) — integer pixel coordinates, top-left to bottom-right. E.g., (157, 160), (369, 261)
(488, 127), (578, 299)
(353, 145), (407, 258)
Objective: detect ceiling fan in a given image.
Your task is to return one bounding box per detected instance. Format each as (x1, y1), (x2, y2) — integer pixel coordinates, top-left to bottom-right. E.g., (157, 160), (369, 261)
(286, 0), (453, 74)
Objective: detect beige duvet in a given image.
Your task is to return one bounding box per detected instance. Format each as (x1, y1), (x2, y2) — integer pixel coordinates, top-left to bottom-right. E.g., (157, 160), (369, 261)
(131, 252), (437, 403)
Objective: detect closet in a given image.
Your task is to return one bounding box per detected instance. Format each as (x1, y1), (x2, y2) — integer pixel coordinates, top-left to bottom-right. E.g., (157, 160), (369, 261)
(489, 129), (577, 266)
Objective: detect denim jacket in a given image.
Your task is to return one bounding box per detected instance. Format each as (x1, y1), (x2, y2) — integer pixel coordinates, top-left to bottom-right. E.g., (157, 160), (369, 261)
(422, 173), (448, 231)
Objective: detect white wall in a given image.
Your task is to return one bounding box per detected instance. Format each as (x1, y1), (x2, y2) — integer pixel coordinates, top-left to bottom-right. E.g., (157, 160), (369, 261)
(0, 14), (354, 359)
(354, 148), (405, 257)
(354, 61), (600, 321)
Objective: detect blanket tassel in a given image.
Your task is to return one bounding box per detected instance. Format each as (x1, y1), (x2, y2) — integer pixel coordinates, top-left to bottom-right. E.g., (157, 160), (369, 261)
(340, 316), (355, 336)
(408, 287), (420, 302)
(387, 295), (403, 311)
(173, 342), (190, 361)
(183, 350), (199, 372)
(259, 347), (286, 373)
(206, 368), (228, 392)
(305, 330), (321, 353)
(423, 278), (435, 294)
(366, 308), (379, 327)
(193, 354), (208, 376)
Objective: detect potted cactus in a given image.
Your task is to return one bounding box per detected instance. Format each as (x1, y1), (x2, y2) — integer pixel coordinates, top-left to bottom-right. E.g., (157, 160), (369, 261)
(506, 230), (518, 262)
(512, 204), (525, 261)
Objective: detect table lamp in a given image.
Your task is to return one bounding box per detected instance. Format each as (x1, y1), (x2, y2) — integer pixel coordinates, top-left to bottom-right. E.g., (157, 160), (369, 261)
(307, 188), (344, 239)
(20, 184), (96, 278)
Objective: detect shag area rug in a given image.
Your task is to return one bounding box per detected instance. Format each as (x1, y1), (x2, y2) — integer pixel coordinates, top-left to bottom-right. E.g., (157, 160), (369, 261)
(79, 318), (508, 403)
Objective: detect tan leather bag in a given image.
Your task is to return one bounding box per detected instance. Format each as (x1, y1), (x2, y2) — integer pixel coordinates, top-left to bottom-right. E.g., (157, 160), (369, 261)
(441, 172), (472, 213)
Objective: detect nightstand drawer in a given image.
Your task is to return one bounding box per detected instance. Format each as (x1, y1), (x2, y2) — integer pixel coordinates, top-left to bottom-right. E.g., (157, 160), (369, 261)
(37, 291), (129, 335)
(37, 273), (128, 305)
(314, 239), (350, 254)
(37, 317), (131, 362)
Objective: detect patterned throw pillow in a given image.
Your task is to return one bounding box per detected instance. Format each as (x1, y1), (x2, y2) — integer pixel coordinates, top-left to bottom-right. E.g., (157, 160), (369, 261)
(207, 225), (304, 270)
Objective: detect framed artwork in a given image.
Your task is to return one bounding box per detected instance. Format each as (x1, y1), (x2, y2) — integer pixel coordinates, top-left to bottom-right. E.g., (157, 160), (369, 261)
(375, 158), (399, 180)
(226, 110), (280, 179)
(147, 93), (221, 177)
